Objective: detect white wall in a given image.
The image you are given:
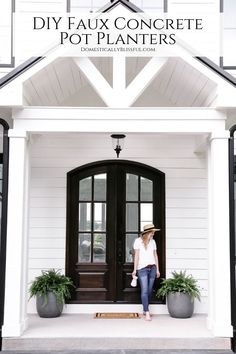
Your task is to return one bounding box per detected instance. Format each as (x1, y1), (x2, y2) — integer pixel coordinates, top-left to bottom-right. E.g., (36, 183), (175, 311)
(15, 0), (66, 12)
(0, 1), (12, 66)
(28, 132), (208, 312)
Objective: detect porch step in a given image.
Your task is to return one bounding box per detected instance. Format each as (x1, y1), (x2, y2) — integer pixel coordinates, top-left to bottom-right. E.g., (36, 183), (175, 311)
(2, 337), (231, 350)
(2, 315), (231, 350)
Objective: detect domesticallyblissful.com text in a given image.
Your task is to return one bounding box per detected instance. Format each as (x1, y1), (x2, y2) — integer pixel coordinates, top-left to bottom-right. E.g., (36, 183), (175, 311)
(80, 47), (156, 52)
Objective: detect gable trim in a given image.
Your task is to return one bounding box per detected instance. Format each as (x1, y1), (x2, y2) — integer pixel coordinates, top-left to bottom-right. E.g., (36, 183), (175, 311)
(101, 0), (142, 13)
(196, 57), (236, 87)
(0, 57), (43, 89)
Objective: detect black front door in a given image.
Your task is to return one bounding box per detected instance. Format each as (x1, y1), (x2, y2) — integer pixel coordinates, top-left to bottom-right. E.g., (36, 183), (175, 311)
(66, 160), (165, 303)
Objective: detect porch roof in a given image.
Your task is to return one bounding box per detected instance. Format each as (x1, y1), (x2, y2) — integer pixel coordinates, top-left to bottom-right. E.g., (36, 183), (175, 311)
(1, 55), (235, 92)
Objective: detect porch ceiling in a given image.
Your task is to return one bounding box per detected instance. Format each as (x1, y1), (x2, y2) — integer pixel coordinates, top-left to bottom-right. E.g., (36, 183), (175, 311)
(23, 57), (217, 108)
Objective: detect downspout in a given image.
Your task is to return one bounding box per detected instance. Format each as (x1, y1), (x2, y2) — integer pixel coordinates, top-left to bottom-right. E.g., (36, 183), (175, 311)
(0, 119), (9, 351)
(229, 124), (236, 352)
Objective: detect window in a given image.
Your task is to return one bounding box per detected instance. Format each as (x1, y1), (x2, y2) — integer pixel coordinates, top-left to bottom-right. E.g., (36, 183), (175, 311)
(78, 174), (107, 263)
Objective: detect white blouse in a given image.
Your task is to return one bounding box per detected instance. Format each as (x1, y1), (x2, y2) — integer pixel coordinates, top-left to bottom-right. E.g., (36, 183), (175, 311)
(133, 237), (157, 270)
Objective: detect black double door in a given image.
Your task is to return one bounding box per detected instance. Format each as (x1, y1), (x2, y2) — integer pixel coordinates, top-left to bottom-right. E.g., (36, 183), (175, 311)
(66, 160), (165, 303)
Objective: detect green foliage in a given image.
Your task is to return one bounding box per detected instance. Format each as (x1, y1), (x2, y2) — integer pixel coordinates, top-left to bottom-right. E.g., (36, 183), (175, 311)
(156, 270), (201, 301)
(29, 269), (75, 305)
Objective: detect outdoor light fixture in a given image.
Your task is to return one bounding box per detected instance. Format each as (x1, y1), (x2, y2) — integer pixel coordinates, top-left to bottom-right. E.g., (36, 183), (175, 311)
(110, 134), (126, 158)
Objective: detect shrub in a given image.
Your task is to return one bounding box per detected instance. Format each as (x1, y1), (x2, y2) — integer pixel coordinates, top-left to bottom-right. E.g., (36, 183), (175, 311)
(156, 270), (201, 301)
(29, 269), (74, 305)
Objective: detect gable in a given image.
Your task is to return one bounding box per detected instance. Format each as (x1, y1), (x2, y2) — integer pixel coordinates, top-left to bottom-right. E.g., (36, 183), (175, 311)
(21, 56), (218, 108)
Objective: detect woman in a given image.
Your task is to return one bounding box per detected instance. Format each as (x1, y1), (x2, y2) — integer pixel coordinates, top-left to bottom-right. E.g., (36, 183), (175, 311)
(132, 223), (160, 321)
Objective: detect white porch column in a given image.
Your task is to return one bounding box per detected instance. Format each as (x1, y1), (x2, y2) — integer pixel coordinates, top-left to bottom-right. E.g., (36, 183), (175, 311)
(2, 131), (30, 337)
(207, 130), (232, 337)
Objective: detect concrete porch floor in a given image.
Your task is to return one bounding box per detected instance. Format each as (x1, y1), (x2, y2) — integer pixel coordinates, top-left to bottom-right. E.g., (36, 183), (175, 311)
(2, 314), (231, 351)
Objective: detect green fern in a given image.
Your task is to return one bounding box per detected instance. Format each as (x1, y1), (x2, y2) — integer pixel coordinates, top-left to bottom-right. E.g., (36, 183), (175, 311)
(29, 269), (75, 305)
(156, 270), (201, 301)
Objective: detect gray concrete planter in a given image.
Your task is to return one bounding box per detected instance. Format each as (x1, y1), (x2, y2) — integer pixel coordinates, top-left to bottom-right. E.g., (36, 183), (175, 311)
(167, 292), (194, 318)
(36, 292), (63, 318)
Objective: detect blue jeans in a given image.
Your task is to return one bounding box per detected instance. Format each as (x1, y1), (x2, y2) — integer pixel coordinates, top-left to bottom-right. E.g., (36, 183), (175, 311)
(137, 265), (157, 312)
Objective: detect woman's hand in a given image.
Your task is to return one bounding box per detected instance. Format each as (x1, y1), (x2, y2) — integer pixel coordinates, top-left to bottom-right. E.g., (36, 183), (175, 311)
(132, 270), (137, 278)
(156, 270), (160, 278)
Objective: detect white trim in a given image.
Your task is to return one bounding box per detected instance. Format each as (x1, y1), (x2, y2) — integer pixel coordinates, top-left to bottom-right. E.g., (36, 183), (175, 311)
(12, 107), (227, 120)
(27, 304), (168, 315)
(123, 57), (167, 107)
(11, 107), (226, 133)
(211, 324), (233, 337)
(11, 119), (225, 134)
(209, 131), (230, 140)
(2, 321), (26, 337)
(73, 57), (113, 106)
(73, 57), (167, 107)
(3, 136), (30, 337)
(207, 131), (232, 339)
(8, 130), (28, 139)
(205, 316), (233, 337)
(113, 56), (126, 92)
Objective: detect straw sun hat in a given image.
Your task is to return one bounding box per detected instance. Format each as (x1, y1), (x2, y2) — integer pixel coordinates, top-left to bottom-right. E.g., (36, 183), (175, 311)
(141, 223), (160, 235)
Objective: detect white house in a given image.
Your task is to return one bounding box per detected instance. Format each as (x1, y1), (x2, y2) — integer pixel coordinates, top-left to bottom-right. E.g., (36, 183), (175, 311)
(0, 0), (236, 351)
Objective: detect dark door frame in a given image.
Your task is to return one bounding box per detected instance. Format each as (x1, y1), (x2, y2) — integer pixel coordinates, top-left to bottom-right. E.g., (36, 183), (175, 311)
(0, 119), (9, 351)
(229, 126), (236, 352)
(66, 159), (166, 304)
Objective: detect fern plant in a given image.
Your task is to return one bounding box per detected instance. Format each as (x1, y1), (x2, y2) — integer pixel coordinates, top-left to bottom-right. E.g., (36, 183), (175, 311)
(29, 269), (75, 305)
(156, 270), (201, 301)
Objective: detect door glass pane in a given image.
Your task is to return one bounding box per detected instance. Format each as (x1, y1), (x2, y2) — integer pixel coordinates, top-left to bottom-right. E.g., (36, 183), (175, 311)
(94, 203), (106, 231)
(126, 174), (138, 201)
(126, 203), (138, 231)
(126, 233), (138, 263)
(79, 177), (92, 200)
(141, 177), (153, 201)
(93, 233), (106, 263)
(234, 182), (236, 257)
(94, 174), (106, 201)
(79, 203), (91, 231)
(140, 203), (153, 229)
(78, 233), (91, 262)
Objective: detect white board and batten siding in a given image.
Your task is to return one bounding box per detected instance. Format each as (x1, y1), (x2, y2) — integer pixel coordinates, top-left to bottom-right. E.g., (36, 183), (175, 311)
(15, 0), (66, 13)
(15, 0), (219, 13)
(168, 0), (218, 12)
(28, 133), (208, 313)
(0, 1), (12, 69)
(70, 0), (164, 12)
(14, 0), (67, 67)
